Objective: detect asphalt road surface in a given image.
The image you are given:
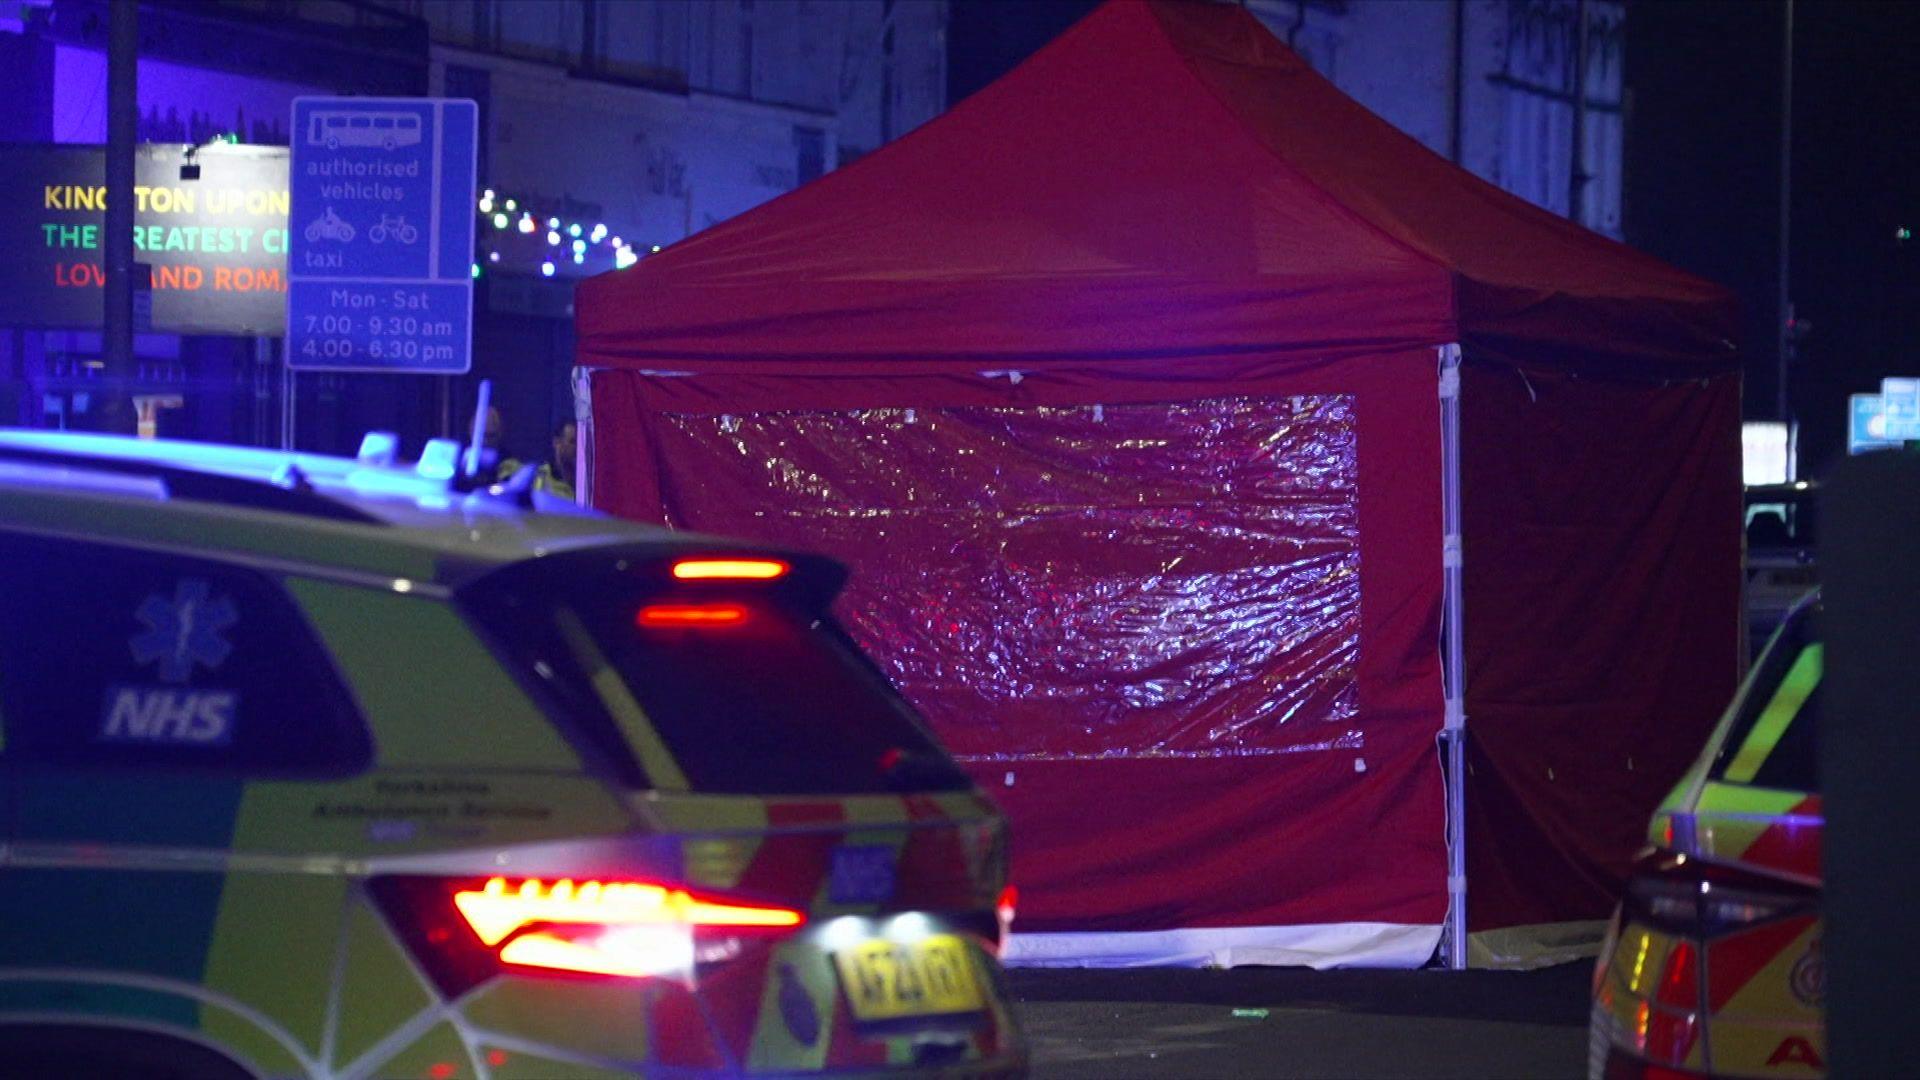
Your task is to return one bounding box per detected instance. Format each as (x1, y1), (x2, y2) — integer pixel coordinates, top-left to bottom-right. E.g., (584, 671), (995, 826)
(1009, 962), (1592, 1079)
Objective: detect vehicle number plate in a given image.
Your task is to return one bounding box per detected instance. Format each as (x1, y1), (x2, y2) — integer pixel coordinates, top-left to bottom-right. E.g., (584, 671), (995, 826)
(834, 934), (984, 1021)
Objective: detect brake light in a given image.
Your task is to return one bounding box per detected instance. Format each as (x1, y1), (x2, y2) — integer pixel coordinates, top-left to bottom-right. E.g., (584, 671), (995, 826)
(1655, 940), (1697, 1008)
(638, 603), (748, 627)
(454, 877), (803, 946)
(1639, 938), (1700, 1061)
(671, 558), (790, 580)
(451, 878), (797, 981)
(374, 875), (804, 993)
(498, 925), (697, 979)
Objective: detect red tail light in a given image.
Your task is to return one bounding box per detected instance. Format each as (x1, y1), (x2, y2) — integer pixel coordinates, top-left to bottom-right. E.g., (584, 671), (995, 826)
(671, 558), (790, 581)
(1654, 940), (1697, 1009)
(456, 877), (802, 943)
(638, 603), (749, 627)
(994, 884), (1019, 954)
(1644, 940), (1700, 1061)
(372, 875), (804, 995)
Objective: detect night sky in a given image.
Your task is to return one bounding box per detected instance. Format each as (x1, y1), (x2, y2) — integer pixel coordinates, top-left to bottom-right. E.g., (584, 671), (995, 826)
(950, 0), (1920, 474)
(1631, 0), (1920, 474)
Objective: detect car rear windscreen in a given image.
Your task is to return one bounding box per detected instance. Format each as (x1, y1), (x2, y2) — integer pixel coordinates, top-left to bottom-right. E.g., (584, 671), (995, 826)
(462, 557), (971, 796)
(1711, 604), (1821, 793)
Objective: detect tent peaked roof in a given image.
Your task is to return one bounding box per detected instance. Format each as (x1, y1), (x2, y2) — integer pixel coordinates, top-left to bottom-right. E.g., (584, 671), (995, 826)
(578, 0), (1737, 374)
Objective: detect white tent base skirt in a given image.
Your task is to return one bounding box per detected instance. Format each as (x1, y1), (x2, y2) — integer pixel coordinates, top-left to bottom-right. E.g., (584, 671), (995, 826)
(1004, 922), (1442, 970)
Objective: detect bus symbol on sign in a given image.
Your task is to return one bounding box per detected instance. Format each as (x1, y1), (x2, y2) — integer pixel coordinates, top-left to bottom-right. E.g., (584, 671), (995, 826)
(306, 110), (422, 151)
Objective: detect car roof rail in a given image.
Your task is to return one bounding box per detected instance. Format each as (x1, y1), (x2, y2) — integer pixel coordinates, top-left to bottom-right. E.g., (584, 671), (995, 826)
(0, 433), (382, 525)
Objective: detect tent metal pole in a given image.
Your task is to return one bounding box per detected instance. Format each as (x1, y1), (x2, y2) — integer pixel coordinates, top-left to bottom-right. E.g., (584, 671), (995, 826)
(1438, 343), (1468, 970)
(571, 365), (594, 506)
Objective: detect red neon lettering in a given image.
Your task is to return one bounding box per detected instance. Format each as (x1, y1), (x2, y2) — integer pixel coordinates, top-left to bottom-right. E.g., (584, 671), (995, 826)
(53, 262), (105, 288)
(151, 265), (206, 291)
(211, 266), (285, 293)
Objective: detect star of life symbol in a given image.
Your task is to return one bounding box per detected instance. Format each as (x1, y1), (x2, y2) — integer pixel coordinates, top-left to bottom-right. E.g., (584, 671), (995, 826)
(1790, 940), (1825, 1006)
(129, 579), (237, 683)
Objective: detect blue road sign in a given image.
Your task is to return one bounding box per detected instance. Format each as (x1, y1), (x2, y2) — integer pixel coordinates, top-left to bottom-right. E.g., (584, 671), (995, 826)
(1880, 377), (1920, 441)
(1849, 394), (1901, 455)
(286, 97), (476, 373)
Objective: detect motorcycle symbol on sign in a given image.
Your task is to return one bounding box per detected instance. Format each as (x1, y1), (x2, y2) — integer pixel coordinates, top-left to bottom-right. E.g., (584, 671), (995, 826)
(368, 214), (419, 245)
(303, 207), (355, 243)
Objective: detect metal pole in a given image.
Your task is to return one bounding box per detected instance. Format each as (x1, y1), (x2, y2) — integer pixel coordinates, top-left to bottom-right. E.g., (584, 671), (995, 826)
(1777, 0), (1795, 422)
(1450, 0), (1466, 164)
(1439, 343), (1468, 969)
(103, 0), (137, 390)
(281, 362), (296, 451)
(1567, 0), (1588, 226)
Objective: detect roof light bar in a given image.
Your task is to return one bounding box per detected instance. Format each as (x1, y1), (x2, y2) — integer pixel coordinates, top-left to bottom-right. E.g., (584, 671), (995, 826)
(671, 558), (790, 581)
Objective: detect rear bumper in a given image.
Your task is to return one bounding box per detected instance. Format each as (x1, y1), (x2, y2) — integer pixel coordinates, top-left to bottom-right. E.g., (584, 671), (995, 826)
(648, 1052), (1028, 1080)
(1594, 1045), (1710, 1080)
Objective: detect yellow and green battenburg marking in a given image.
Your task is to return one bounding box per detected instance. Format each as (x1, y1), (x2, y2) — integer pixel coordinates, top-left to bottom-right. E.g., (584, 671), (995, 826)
(1722, 644), (1820, 785)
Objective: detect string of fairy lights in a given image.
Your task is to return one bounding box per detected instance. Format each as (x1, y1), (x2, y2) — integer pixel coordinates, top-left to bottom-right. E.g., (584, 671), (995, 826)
(471, 188), (661, 280)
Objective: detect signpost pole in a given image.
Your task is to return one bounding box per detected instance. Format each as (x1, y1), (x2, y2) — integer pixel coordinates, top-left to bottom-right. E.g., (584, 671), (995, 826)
(1777, 0), (1795, 422)
(103, 0), (138, 399)
(280, 348), (296, 451)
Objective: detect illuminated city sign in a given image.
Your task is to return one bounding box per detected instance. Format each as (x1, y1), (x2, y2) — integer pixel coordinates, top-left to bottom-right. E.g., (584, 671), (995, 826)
(286, 97), (477, 374)
(0, 144), (289, 335)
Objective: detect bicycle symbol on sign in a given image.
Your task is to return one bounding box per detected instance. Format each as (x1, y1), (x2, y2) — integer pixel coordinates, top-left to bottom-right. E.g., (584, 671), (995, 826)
(368, 214), (419, 245)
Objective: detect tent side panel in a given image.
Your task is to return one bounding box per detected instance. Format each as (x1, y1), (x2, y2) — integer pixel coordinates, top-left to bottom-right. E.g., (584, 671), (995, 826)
(982, 719), (1443, 936)
(584, 369), (673, 526)
(586, 353), (1448, 955)
(1459, 359), (1742, 946)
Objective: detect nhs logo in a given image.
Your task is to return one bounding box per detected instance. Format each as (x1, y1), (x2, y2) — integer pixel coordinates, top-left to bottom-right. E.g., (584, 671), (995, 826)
(97, 579), (242, 747)
(100, 686), (236, 746)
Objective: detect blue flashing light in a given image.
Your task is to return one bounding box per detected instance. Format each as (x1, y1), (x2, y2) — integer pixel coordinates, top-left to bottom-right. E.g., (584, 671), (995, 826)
(0, 430), (323, 477)
(541, 261), (556, 277)
(415, 438), (460, 481)
(0, 431), (371, 491)
(568, 223), (582, 238)
(356, 431), (400, 467)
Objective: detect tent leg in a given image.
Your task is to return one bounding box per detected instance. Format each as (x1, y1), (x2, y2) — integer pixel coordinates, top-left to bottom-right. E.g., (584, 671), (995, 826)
(1438, 343), (1468, 970)
(572, 365), (594, 506)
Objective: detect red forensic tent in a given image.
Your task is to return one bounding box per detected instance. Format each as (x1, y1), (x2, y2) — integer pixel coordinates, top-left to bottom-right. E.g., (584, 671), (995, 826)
(574, 0), (1743, 968)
